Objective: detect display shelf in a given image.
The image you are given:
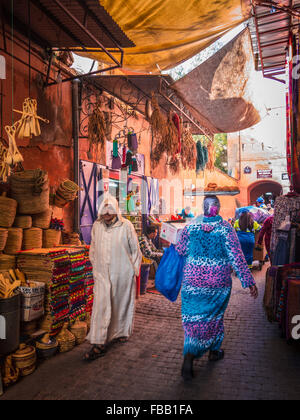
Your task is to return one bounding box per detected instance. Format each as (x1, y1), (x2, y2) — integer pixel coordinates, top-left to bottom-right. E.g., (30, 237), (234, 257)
(184, 191), (240, 197)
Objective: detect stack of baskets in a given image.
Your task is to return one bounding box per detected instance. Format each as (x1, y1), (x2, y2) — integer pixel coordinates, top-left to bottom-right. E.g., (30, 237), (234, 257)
(69, 320), (87, 345)
(56, 323), (76, 353)
(10, 169), (49, 215)
(0, 170), (61, 256)
(54, 180), (79, 208)
(23, 228), (43, 250)
(12, 344), (36, 377)
(0, 193), (18, 264)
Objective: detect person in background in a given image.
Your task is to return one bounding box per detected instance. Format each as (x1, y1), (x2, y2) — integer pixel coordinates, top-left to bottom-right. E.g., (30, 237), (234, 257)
(179, 206), (194, 219)
(84, 193), (142, 361)
(266, 203), (274, 215)
(139, 225), (164, 269)
(256, 197), (267, 209)
(256, 214), (274, 263)
(234, 210), (261, 268)
(175, 196), (258, 381)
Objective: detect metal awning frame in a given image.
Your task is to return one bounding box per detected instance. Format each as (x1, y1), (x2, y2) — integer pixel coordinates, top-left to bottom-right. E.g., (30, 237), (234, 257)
(1, 0), (126, 87)
(250, 0), (300, 83)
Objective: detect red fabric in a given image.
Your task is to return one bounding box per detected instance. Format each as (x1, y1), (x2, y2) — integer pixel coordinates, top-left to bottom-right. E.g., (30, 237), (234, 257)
(136, 266), (141, 299)
(172, 113), (181, 154)
(258, 215), (273, 256)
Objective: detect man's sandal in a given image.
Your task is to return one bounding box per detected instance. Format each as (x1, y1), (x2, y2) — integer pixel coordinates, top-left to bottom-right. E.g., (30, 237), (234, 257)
(83, 345), (107, 361)
(209, 350), (225, 362)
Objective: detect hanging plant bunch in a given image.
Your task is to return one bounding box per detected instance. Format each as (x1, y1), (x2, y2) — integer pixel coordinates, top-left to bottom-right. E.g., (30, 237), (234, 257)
(206, 140), (216, 171)
(0, 142), (10, 181)
(196, 140), (209, 173)
(168, 155), (180, 175)
(88, 102), (107, 148)
(14, 98), (50, 140)
(149, 94), (167, 140)
(181, 128), (197, 170)
(163, 112), (179, 156)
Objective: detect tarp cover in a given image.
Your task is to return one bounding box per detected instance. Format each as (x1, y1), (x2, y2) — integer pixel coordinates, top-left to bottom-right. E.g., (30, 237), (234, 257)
(172, 28), (262, 133)
(82, 0), (252, 73)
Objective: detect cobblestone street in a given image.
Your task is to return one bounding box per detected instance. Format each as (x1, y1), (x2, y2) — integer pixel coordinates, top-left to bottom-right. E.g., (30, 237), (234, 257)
(2, 265), (300, 401)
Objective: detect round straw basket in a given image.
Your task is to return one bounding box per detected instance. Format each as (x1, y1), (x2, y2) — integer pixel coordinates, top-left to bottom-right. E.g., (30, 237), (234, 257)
(54, 180), (79, 208)
(13, 215), (32, 229)
(0, 228), (8, 251)
(10, 169), (50, 215)
(12, 344), (36, 377)
(43, 229), (61, 248)
(4, 228), (23, 254)
(69, 321), (87, 345)
(22, 228), (43, 250)
(57, 323), (76, 353)
(0, 254), (16, 269)
(32, 209), (52, 229)
(0, 195), (17, 228)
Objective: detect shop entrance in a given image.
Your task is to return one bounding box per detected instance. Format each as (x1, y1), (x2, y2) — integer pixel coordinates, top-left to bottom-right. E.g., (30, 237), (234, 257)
(248, 180), (283, 206)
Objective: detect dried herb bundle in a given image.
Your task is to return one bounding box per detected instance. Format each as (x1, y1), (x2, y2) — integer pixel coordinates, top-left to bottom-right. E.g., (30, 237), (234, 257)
(181, 128), (196, 170)
(168, 155), (180, 174)
(149, 94), (167, 139)
(88, 104), (107, 146)
(206, 141), (216, 171)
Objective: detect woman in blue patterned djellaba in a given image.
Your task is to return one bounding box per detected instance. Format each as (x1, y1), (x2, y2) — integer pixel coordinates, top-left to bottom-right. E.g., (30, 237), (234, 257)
(175, 196), (258, 381)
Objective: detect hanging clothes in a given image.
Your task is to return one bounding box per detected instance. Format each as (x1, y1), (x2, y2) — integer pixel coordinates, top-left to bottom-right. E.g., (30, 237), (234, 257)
(270, 195), (300, 257)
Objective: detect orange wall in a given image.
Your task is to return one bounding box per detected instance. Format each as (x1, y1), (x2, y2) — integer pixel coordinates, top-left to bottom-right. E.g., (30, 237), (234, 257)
(1, 34), (74, 230)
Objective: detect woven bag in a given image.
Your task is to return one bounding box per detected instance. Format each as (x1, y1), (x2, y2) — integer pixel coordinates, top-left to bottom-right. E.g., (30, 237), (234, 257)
(32, 209), (52, 229)
(4, 228), (23, 254)
(10, 169), (50, 214)
(0, 229), (8, 251)
(0, 195), (17, 228)
(43, 229), (61, 248)
(22, 228), (43, 250)
(13, 216), (32, 229)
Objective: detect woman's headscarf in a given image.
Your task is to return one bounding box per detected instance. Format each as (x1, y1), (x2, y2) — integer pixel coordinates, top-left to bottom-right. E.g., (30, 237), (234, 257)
(203, 195), (220, 217)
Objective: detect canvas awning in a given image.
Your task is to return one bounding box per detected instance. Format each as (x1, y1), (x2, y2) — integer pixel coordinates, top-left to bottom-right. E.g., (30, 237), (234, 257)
(81, 0), (252, 73)
(171, 28), (262, 133)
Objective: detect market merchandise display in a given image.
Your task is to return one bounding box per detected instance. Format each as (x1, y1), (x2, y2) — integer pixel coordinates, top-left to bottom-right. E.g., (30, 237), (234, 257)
(4, 228), (23, 255)
(13, 215), (32, 229)
(10, 169), (49, 215)
(68, 250), (87, 322)
(84, 247), (94, 315)
(54, 180), (79, 208)
(56, 323), (76, 353)
(0, 194), (17, 227)
(22, 228), (43, 250)
(32, 209), (52, 229)
(0, 229), (8, 251)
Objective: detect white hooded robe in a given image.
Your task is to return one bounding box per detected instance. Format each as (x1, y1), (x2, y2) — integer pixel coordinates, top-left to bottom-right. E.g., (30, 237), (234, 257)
(87, 194), (142, 345)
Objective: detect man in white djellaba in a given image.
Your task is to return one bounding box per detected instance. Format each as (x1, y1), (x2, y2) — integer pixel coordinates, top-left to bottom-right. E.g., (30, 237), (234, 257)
(84, 193), (142, 361)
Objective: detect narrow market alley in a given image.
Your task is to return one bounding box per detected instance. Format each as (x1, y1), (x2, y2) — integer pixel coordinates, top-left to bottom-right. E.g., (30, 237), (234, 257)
(1, 265), (300, 401)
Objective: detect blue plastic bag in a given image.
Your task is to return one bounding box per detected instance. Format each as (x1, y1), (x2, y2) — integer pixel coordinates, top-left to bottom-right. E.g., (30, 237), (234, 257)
(155, 244), (185, 302)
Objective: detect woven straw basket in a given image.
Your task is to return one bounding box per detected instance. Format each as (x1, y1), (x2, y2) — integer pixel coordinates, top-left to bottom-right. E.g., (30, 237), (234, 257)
(57, 323), (76, 353)
(12, 344), (36, 377)
(0, 254), (16, 269)
(0, 195), (17, 228)
(69, 321), (87, 345)
(13, 215), (32, 229)
(0, 228), (8, 251)
(10, 169), (50, 215)
(54, 180), (79, 208)
(23, 228), (43, 250)
(43, 229), (61, 248)
(4, 228), (23, 254)
(32, 209), (52, 229)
